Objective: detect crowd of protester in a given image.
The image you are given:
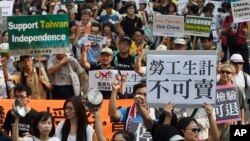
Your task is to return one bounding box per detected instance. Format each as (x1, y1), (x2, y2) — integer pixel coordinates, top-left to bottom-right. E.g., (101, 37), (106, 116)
(0, 0), (250, 141)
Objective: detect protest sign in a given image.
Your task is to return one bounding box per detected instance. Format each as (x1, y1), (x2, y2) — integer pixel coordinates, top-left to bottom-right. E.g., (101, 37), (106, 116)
(7, 14), (70, 55)
(85, 34), (107, 49)
(0, 0), (14, 16)
(89, 70), (118, 91)
(215, 84), (241, 124)
(147, 50), (217, 107)
(61, 0), (86, 5)
(153, 15), (184, 37)
(120, 70), (142, 94)
(129, 122), (152, 141)
(231, 0), (250, 23)
(184, 16), (212, 37)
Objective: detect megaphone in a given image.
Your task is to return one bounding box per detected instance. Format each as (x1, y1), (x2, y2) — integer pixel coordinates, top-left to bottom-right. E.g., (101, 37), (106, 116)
(85, 88), (103, 112)
(13, 99), (26, 117)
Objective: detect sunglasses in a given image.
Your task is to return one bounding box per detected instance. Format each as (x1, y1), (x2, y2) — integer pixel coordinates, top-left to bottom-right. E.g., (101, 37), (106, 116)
(232, 62), (243, 65)
(220, 70), (232, 74)
(186, 128), (201, 133)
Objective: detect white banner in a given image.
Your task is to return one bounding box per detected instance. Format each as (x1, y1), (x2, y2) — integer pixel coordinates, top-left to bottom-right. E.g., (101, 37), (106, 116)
(146, 50), (217, 107)
(153, 15), (184, 37)
(231, 0), (250, 23)
(0, 1), (14, 16)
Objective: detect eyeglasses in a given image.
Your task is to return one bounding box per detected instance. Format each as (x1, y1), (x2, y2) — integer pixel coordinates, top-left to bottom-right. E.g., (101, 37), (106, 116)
(185, 128), (201, 133)
(14, 95), (28, 100)
(220, 70), (232, 74)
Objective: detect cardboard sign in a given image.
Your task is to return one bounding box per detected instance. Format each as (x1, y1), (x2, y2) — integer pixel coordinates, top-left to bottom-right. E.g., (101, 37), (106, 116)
(216, 85), (241, 124)
(146, 50), (217, 107)
(231, 0), (250, 23)
(0, 1), (14, 16)
(153, 15), (184, 37)
(7, 14), (70, 55)
(184, 16), (213, 37)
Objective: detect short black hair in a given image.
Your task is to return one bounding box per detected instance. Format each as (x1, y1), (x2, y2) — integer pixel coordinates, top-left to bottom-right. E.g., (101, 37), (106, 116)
(102, 21), (114, 32)
(57, 9), (67, 14)
(132, 82), (146, 95)
(32, 112), (56, 138)
(14, 84), (32, 96)
(202, 5), (213, 13)
(189, 4), (199, 15)
(134, 28), (145, 35)
(91, 22), (101, 30)
(112, 130), (135, 141)
(20, 55), (32, 61)
(200, 32), (213, 42)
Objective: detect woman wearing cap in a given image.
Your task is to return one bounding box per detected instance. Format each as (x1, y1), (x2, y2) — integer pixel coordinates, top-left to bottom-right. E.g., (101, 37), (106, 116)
(217, 63), (246, 140)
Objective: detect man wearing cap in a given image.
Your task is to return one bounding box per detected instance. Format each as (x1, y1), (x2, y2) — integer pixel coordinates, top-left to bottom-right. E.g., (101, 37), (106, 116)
(230, 54), (250, 116)
(112, 36), (135, 70)
(1, 55), (51, 99)
(81, 46), (114, 99)
(0, 43), (17, 98)
(47, 54), (88, 99)
(81, 46), (114, 71)
(173, 38), (187, 50)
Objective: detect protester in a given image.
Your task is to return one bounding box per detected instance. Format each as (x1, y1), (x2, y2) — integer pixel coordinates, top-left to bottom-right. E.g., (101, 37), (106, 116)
(1, 55), (51, 99)
(12, 111), (60, 141)
(2, 84), (38, 137)
(55, 96), (96, 141)
(47, 54), (88, 99)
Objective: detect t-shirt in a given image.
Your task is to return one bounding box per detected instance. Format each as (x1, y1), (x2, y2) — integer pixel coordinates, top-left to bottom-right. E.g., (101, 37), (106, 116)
(2, 108), (38, 137)
(55, 120), (94, 141)
(23, 136), (60, 141)
(120, 16), (142, 38)
(111, 54), (135, 70)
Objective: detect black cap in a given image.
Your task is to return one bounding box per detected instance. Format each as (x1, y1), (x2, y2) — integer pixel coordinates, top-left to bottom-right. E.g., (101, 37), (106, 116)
(120, 36), (132, 45)
(20, 55), (32, 61)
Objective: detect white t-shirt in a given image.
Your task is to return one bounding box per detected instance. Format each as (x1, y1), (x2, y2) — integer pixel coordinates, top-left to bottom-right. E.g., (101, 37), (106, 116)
(56, 120), (94, 141)
(23, 136), (60, 141)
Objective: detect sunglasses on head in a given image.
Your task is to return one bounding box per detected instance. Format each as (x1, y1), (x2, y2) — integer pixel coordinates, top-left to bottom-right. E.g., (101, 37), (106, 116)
(220, 70), (232, 74)
(186, 128), (201, 133)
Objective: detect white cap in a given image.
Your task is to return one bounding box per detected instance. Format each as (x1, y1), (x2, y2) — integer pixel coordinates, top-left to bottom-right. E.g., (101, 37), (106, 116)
(230, 54), (244, 63)
(0, 43), (9, 53)
(100, 47), (113, 56)
(156, 45), (167, 50)
(174, 38), (186, 45)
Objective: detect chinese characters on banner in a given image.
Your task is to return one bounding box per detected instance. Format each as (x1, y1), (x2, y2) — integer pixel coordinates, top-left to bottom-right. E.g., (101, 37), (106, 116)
(216, 84), (241, 124)
(129, 122), (152, 141)
(89, 70), (142, 92)
(146, 50), (217, 107)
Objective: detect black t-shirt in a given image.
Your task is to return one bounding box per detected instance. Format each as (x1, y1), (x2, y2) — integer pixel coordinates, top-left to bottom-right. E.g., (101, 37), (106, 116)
(120, 16), (143, 38)
(111, 54), (135, 70)
(2, 108), (38, 137)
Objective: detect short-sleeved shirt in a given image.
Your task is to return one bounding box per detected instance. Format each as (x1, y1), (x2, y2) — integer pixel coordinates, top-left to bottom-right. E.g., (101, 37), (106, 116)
(12, 68), (50, 99)
(2, 108), (38, 137)
(111, 53), (135, 70)
(56, 120), (94, 141)
(47, 56), (85, 86)
(120, 16), (143, 38)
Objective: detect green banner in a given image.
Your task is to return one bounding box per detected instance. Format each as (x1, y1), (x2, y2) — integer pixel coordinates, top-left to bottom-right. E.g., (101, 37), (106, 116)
(61, 0), (86, 5)
(7, 14), (70, 55)
(184, 16), (212, 37)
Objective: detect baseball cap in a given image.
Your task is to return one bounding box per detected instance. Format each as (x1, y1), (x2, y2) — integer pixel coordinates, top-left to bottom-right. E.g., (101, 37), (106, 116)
(20, 55), (32, 61)
(0, 43), (9, 53)
(156, 45), (167, 51)
(174, 38), (186, 45)
(120, 36), (132, 45)
(230, 54), (244, 63)
(100, 47), (113, 56)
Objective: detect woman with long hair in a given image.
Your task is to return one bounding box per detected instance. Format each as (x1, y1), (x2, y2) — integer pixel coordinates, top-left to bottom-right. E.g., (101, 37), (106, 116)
(12, 111), (59, 141)
(56, 96), (96, 141)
